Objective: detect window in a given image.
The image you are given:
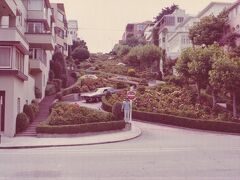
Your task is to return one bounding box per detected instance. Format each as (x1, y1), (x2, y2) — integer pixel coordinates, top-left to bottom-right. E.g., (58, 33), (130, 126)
(55, 27), (64, 38)
(28, 0), (43, 11)
(0, 47), (11, 68)
(64, 43), (68, 51)
(57, 11), (64, 22)
(17, 98), (20, 114)
(162, 37), (165, 43)
(16, 50), (24, 73)
(177, 17), (184, 23)
(27, 22), (43, 33)
(165, 16), (175, 26)
(29, 48), (45, 62)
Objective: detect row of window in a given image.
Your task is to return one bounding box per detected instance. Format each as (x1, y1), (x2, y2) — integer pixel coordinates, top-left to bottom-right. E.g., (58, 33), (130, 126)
(0, 47), (24, 73)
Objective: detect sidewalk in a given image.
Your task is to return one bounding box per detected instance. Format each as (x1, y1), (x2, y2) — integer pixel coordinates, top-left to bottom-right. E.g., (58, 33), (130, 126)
(0, 125), (141, 149)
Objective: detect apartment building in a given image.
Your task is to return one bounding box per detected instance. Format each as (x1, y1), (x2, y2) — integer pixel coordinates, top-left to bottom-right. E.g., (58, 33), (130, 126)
(122, 21), (152, 43)
(68, 20), (78, 41)
(0, 0), (71, 137)
(23, 0), (54, 101)
(167, 2), (232, 59)
(0, 0), (35, 137)
(144, 23), (154, 44)
(51, 3), (70, 57)
(228, 0), (240, 45)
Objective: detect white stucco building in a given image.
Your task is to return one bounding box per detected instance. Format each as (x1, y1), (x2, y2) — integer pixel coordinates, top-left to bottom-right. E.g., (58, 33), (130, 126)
(228, 0), (240, 45)
(0, 0), (71, 137)
(167, 2), (232, 59)
(68, 20), (79, 41)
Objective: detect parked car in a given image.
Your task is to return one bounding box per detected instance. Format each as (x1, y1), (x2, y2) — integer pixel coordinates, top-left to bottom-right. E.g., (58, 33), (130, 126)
(82, 87), (119, 103)
(117, 63), (126, 66)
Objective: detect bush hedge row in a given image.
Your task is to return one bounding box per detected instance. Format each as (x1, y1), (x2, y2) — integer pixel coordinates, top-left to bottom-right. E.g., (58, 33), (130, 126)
(36, 121), (125, 134)
(102, 97), (240, 134)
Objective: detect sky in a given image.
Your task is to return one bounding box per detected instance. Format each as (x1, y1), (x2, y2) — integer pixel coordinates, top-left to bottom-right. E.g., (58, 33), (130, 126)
(51, 0), (236, 53)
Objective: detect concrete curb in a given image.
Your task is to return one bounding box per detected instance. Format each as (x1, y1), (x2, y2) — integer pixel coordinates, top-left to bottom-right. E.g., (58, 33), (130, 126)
(0, 126), (142, 149)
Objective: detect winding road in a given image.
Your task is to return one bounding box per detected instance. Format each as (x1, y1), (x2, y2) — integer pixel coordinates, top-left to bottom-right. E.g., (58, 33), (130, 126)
(0, 120), (240, 179)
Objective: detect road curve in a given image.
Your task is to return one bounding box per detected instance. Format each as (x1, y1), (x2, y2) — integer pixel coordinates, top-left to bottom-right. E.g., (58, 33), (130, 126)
(0, 121), (239, 179)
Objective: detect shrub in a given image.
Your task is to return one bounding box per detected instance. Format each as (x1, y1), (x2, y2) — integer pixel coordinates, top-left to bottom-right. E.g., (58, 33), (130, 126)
(29, 103), (39, 114)
(81, 85), (90, 92)
(45, 84), (57, 96)
(35, 87), (42, 99)
(53, 79), (62, 92)
(49, 70), (55, 81)
(128, 68), (136, 77)
(16, 113), (30, 133)
(48, 103), (118, 126)
(116, 82), (127, 89)
(60, 74), (68, 88)
(52, 62), (63, 79)
(23, 104), (35, 123)
(72, 47), (90, 61)
(31, 99), (39, 105)
(36, 121), (125, 134)
(56, 92), (63, 100)
(72, 86), (81, 93)
(71, 72), (77, 79)
(112, 102), (124, 120)
(164, 75), (183, 87)
(105, 91), (112, 100)
(156, 71), (163, 80)
(137, 85), (146, 94)
(139, 79), (148, 86)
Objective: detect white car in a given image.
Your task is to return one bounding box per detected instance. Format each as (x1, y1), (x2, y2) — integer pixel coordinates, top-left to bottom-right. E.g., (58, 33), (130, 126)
(82, 87), (118, 103)
(117, 63), (126, 66)
(80, 74), (98, 80)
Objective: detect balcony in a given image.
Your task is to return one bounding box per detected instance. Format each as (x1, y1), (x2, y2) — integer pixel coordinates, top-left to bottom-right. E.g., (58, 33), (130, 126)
(29, 59), (46, 73)
(0, 69), (28, 81)
(0, 27), (29, 54)
(25, 33), (54, 50)
(27, 9), (51, 30)
(0, 0), (17, 16)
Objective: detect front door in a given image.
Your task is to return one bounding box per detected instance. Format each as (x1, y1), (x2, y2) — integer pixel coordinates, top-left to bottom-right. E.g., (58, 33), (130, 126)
(0, 91), (5, 132)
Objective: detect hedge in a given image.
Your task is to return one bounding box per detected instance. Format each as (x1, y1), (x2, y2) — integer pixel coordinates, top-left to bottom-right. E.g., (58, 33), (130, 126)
(102, 96), (240, 134)
(36, 121), (125, 134)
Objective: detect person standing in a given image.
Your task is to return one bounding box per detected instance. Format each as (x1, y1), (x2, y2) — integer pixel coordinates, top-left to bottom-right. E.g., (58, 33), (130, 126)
(122, 98), (131, 124)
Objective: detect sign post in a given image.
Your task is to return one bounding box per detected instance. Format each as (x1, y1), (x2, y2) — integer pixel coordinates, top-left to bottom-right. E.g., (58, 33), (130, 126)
(127, 91), (136, 123)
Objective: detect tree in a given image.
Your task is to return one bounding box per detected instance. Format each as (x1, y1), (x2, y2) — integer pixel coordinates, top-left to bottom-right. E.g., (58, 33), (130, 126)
(152, 27), (159, 46)
(126, 44), (162, 70)
(176, 44), (225, 104)
(189, 13), (228, 46)
(72, 39), (88, 51)
(210, 56), (240, 118)
(154, 4), (179, 23)
(125, 36), (146, 47)
(112, 44), (131, 57)
(72, 47), (90, 61)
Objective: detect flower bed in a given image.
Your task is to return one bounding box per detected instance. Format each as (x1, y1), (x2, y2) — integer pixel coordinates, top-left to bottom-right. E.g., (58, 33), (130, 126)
(102, 96), (240, 134)
(36, 103), (125, 134)
(107, 84), (235, 122)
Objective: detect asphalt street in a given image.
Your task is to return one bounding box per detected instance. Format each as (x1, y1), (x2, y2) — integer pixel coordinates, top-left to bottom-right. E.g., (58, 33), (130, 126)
(0, 121), (239, 180)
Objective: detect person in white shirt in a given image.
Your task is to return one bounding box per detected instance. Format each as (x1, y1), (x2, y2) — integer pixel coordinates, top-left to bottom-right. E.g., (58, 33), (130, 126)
(121, 98), (131, 123)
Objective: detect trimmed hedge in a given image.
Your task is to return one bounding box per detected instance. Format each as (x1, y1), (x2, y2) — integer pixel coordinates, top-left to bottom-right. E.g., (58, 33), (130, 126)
(102, 96), (240, 134)
(36, 121), (125, 134)
(16, 113), (30, 133)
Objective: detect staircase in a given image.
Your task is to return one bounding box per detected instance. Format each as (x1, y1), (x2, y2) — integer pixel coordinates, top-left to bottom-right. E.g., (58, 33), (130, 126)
(16, 95), (56, 137)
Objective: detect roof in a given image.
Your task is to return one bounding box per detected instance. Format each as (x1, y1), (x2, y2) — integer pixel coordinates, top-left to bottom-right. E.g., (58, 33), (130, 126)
(227, 0), (240, 11)
(196, 2), (232, 18)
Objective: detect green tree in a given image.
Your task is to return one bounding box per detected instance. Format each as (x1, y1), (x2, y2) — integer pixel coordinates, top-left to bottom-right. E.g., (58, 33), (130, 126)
(209, 56), (240, 118)
(72, 47), (90, 61)
(72, 39), (88, 51)
(154, 4), (179, 22)
(189, 13), (228, 46)
(176, 44), (225, 105)
(126, 44), (162, 70)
